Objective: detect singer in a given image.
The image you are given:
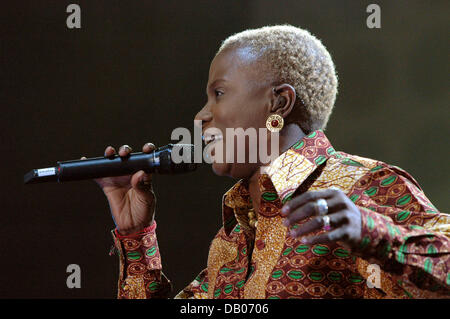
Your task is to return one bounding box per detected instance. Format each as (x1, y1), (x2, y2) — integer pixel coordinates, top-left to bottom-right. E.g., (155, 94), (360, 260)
(97, 25), (449, 299)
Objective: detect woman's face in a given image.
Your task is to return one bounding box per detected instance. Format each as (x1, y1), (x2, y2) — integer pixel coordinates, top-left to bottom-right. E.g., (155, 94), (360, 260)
(195, 47), (274, 179)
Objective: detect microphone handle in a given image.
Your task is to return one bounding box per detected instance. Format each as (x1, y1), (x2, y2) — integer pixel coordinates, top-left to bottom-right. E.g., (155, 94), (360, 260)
(57, 152), (158, 182)
(58, 144), (172, 182)
(24, 144), (196, 184)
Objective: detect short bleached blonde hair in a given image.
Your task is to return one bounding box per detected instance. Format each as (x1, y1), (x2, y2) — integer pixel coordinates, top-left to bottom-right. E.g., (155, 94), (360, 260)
(217, 25), (338, 133)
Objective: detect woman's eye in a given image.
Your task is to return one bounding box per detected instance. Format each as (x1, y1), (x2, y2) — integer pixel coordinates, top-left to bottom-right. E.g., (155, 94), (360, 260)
(214, 89), (224, 97)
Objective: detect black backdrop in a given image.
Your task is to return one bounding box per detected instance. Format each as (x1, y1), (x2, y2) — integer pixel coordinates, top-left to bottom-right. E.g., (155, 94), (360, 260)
(1, 1), (448, 298)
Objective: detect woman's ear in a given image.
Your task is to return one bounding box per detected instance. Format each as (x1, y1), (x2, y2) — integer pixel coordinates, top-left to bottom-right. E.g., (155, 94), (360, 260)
(271, 84), (296, 118)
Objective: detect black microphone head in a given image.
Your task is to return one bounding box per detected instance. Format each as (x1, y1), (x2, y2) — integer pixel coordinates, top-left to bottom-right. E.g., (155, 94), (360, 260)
(157, 144), (197, 174)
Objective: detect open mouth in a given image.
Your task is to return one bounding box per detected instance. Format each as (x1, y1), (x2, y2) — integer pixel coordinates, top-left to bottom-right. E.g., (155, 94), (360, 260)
(202, 134), (223, 146)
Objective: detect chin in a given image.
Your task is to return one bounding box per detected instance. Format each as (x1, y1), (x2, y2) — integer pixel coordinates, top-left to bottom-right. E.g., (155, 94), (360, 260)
(211, 162), (232, 177)
(212, 162), (255, 180)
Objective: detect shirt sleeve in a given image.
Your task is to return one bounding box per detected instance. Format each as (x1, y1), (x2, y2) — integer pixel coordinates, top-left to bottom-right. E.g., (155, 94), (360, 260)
(111, 221), (172, 299)
(349, 165), (450, 298)
(174, 268), (210, 299)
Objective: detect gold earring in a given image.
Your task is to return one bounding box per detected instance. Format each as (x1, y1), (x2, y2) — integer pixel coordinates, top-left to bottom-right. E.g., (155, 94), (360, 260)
(266, 114), (284, 132)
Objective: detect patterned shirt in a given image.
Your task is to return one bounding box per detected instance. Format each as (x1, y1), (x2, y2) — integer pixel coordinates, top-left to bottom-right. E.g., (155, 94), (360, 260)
(111, 130), (449, 299)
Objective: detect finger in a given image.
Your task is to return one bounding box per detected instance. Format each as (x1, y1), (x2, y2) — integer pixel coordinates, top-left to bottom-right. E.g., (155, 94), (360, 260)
(289, 211), (349, 238)
(281, 189), (338, 215)
(118, 144), (132, 157)
(104, 146), (116, 157)
(283, 197), (347, 227)
(301, 227), (348, 245)
(283, 201), (316, 227)
(142, 142), (156, 153)
(324, 196), (348, 213)
(289, 215), (323, 238)
(130, 170), (153, 194)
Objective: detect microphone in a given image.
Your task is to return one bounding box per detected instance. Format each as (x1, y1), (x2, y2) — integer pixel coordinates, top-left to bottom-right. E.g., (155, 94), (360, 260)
(24, 144), (197, 184)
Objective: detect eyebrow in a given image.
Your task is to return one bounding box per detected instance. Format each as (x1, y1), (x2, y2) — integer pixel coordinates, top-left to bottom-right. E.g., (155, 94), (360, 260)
(206, 79), (227, 94)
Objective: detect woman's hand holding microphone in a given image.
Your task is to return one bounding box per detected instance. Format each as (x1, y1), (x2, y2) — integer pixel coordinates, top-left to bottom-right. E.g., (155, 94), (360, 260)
(83, 143), (157, 235)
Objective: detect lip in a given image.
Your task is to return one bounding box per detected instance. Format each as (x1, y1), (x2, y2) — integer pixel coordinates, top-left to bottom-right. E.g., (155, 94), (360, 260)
(202, 134), (223, 146)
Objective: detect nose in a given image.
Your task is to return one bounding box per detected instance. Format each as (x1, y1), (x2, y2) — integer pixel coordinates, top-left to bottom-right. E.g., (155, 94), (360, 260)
(194, 104), (213, 130)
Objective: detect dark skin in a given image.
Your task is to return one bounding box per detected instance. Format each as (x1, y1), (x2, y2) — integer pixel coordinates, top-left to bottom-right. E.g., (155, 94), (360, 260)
(92, 46), (362, 250)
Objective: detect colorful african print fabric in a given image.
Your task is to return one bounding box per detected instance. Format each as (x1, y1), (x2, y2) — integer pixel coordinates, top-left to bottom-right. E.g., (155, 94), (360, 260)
(113, 130), (449, 299)
(112, 223), (171, 298)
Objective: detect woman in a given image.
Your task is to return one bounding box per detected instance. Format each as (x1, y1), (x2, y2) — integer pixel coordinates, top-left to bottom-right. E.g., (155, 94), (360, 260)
(96, 25), (449, 299)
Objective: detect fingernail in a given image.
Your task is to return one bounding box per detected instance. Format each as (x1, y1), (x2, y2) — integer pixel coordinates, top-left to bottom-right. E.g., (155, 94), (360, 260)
(289, 230), (296, 237)
(281, 206), (289, 215)
(283, 219), (289, 227)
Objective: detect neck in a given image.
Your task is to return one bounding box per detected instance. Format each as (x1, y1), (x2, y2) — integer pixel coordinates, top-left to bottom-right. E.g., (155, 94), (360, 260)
(247, 123), (306, 211)
(278, 123), (306, 156)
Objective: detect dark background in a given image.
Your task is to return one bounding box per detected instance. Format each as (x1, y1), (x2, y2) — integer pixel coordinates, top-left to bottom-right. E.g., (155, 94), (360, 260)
(1, 1), (448, 298)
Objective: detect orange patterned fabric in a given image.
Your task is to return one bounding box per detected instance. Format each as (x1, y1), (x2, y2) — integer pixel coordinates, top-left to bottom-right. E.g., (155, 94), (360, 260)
(114, 130), (449, 299)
